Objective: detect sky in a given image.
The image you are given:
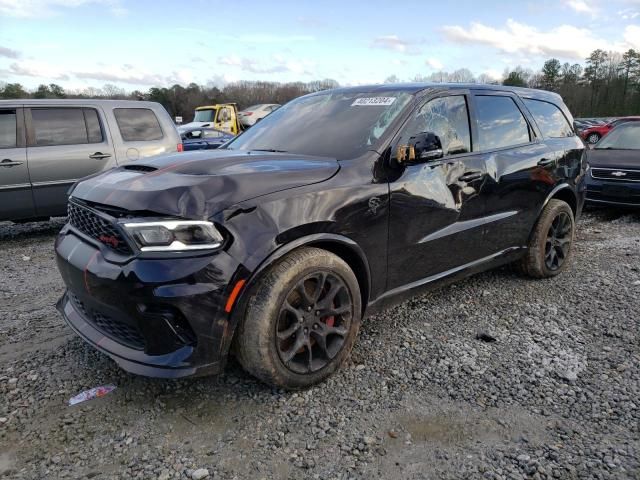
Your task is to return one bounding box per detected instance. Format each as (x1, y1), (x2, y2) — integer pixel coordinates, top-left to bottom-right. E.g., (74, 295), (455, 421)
(1, 0), (639, 92)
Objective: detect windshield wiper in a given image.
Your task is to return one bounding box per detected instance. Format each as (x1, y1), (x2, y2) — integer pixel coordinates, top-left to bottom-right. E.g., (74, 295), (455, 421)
(251, 148), (288, 153)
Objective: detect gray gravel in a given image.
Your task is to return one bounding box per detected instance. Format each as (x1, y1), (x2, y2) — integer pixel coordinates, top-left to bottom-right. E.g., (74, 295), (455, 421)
(1, 208), (639, 480)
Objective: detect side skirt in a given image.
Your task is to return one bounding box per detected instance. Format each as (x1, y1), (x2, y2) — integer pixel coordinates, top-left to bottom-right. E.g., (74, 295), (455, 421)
(366, 246), (525, 316)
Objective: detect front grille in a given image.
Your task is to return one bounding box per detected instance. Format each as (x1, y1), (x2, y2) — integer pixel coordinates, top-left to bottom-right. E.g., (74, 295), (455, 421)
(70, 293), (145, 350)
(67, 201), (132, 254)
(591, 168), (640, 182)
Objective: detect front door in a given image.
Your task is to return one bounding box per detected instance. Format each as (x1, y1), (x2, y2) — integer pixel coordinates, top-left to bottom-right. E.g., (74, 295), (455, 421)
(0, 107), (35, 221)
(215, 106), (233, 133)
(387, 92), (491, 291)
(26, 106), (116, 217)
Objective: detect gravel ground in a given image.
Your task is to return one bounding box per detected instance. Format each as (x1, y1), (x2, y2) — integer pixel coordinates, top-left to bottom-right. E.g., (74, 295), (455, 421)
(0, 208), (638, 480)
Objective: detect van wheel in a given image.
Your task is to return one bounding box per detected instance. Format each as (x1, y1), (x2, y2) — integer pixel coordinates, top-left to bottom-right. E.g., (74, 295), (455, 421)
(517, 199), (575, 278)
(235, 247), (361, 389)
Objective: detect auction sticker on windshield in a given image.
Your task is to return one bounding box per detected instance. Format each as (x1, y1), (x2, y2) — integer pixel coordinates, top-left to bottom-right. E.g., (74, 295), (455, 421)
(351, 97), (396, 106)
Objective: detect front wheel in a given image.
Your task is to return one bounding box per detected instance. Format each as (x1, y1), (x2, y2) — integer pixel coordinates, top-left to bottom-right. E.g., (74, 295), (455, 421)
(517, 199), (575, 278)
(235, 247), (362, 389)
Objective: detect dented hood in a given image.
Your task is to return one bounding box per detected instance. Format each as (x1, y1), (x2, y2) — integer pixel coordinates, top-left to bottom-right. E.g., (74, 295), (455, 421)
(70, 150), (339, 218)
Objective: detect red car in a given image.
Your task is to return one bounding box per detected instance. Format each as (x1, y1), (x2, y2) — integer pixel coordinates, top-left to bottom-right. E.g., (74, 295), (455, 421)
(581, 116), (640, 144)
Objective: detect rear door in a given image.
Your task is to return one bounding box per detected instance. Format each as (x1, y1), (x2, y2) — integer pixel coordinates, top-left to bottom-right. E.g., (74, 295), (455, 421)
(0, 107), (35, 220)
(468, 92), (556, 252)
(26, 106), (116, 217)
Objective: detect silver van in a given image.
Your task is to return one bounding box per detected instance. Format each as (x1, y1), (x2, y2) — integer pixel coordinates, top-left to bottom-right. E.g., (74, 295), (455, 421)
(0, 99), (181, 221)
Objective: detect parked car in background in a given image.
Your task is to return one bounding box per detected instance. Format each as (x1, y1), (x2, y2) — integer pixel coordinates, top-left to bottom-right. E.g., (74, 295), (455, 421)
(0, 100), (181, 222)
(55, 83), (585, 389)
(178, 104), (243, 135)
(238, 103), (280, 127)
(580, 116), (640, 144)
(180, 127), (235, 151)
(586, 122), (640, 207)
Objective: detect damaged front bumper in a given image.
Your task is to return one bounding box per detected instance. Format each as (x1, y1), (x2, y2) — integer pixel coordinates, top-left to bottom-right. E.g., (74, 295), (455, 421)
(55, 222), (244, 378)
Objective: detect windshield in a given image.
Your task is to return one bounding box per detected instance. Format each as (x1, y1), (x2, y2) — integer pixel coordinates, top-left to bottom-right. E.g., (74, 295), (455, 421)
(193, 109), (215, 122)
(595, 123), (640, 150)
(225, 91), (412, 160)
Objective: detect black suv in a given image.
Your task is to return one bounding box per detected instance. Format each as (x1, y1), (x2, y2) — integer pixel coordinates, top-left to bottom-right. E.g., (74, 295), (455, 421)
(55, 84), (586, 389)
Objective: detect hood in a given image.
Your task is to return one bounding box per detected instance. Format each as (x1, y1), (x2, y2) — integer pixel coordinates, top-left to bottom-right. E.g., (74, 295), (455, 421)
(587, 149), (640, 170)
(70, 150), (339, 219)
(178, 122), (212, 132)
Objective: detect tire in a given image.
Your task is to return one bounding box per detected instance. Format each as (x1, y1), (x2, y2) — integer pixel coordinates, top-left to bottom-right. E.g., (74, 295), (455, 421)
(235, 247), (362, 389)
(587, 132), (601, 144)
(517, 199), (575, 278)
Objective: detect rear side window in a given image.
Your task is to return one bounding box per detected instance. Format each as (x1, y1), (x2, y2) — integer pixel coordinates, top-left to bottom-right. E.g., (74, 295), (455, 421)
(114, 108), (163, 141)
(474, 96), (530, 151)
(30, 108), (103, 146)
(0, 110), (17, 148)
(397, 95), (471, 157)
(523, 99), (573, 138)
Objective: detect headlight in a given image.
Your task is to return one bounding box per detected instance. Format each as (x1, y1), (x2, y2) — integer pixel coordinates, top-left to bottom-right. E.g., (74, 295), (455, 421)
(122, 220), (223, 252)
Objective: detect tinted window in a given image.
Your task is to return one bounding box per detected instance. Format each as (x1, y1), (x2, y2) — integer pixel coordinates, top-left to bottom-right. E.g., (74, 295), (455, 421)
(396, 95), (471, 157)
(523, 99), (572, 138)
(83, 108), (103, 143)
(203, 130), (223, 138)
(0, 110), (17, 148)
(32, 108), (88, 146)
(475, 96), (530, 150)
(114, 108), (163, 141)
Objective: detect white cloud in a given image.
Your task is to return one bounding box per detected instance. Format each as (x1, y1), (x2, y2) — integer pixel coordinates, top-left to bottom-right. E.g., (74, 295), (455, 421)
(74, 65), (192, 86)
(371, 35), (422, 55)
(0, 45), (20, 58)
(565, 0), (598, 16)
(0, 0), (125, 17)
(441, 19), (633, 60)
(426, 58), (444, 70)
(624, 25), (640, 48)
(217, 54), (314, 76)
(7, 60), (69, 80)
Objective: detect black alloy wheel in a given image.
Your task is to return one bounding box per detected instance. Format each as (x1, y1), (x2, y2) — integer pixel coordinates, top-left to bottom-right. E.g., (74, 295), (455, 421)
(544, 211), (572, 271)
(276, 272), (352, 374)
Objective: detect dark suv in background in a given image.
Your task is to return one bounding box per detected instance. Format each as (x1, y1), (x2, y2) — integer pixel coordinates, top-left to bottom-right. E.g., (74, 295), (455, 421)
(55, 84), (586, 389)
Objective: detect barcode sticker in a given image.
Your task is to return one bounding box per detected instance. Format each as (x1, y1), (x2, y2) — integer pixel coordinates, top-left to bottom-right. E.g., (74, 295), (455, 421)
(351, 97), (396, 106)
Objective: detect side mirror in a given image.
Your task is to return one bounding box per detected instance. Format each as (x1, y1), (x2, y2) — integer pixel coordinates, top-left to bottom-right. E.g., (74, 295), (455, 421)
(413, 132), (443, 162)
(396, 132), (443, 166)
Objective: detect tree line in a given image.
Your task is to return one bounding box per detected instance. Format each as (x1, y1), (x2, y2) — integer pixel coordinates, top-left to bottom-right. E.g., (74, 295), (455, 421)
(1, 49), (638, 120)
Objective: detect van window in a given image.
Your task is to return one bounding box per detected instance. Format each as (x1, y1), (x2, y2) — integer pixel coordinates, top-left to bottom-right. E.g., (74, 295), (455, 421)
(114, 108), (163, 141)
(523, 99), (573, 138)
(0, 110), (17, 148)
(475, 96), (530, 151)
(84, 108), (104, 143)
(32, 108), (88, 146)
(396, 95), (471, 157)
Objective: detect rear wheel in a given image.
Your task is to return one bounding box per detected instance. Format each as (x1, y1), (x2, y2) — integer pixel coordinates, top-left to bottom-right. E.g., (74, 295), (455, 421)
(517, 199), (575, 278)
(235, 247), (361, 389)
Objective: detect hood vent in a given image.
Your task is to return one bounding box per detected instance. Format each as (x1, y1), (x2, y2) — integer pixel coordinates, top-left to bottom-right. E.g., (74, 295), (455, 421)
(123, 164), (157, 173)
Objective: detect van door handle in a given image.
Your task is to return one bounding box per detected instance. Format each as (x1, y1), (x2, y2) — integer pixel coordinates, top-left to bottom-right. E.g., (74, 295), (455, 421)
(89, 152), (111, 160)
(458, 171), (483, 182)
(0, 159), (24, 167)
(537, 158), (555, 167)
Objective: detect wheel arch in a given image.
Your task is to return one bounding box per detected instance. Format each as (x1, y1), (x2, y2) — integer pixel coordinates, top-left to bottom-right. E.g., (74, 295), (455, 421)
(224, 233), (372, 359)
(527, 183), (577, 244)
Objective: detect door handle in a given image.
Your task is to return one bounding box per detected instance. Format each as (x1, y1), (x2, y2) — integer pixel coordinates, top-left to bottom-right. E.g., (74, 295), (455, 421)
(537, 158), (555, 167)
(458, 171), (483, 182)
(0, 158), (24, 167)
(89, 152), (111, 160)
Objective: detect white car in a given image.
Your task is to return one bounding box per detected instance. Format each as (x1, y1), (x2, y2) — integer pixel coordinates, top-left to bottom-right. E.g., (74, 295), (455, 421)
(238, 104), (280, 127)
